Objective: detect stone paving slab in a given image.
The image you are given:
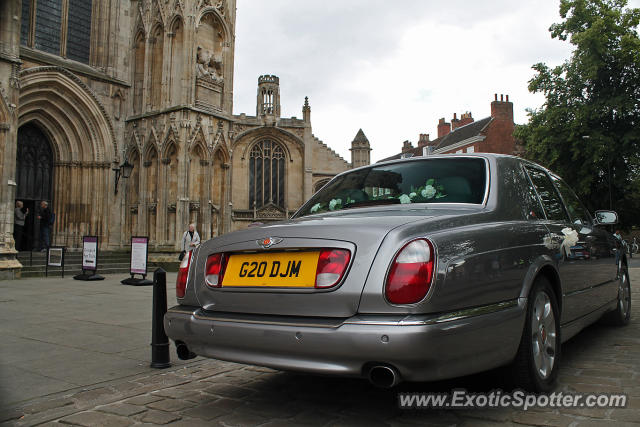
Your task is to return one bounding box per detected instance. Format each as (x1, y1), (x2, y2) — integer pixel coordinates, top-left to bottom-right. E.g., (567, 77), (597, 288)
(1, 267), (639, 426)
(0, 272), (198, 409)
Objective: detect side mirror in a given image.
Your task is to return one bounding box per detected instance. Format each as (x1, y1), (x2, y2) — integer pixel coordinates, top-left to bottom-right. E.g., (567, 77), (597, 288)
(594, 210), (618, 225)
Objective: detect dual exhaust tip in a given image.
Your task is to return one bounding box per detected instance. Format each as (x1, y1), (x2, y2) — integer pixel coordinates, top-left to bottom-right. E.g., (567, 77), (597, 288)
(175, 343), (399, 388)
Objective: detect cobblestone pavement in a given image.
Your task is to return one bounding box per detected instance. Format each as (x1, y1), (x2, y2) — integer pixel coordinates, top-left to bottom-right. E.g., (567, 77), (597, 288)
(2, 268), (639, 427)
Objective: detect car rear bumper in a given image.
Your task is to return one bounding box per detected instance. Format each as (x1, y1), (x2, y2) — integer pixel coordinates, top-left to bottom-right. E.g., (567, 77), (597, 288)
(164, 299), (526, 382)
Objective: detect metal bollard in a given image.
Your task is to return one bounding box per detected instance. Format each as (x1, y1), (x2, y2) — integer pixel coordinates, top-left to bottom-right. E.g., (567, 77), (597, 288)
(150, 268), (171, 368)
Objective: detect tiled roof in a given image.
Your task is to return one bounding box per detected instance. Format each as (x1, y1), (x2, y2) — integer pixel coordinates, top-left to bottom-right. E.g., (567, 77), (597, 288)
(376, 116), (493, 163)
(435, 116), (492, 151)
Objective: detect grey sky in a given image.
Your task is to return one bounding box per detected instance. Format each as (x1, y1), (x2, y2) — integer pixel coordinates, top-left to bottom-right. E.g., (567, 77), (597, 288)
(232, 1), (640, 162)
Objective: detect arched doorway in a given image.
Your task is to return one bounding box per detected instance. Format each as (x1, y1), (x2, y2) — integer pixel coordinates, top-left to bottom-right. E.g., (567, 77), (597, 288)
(16, 123), (54, 251)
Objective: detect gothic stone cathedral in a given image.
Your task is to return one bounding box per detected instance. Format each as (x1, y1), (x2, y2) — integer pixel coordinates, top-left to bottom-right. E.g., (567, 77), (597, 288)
(0, 0), (370, 277)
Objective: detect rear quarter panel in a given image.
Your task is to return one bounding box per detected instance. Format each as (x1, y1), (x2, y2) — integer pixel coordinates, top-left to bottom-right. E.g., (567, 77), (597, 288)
(358, 156), (556, 314)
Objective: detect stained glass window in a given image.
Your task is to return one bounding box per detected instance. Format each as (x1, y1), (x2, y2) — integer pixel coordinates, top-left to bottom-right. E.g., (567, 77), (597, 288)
(21, 0), (92, 64)
(34, 0), (62, 55)
(67, 0), (92, 63)
(249, 140), (285, 209)
(20, 0), (31, 46)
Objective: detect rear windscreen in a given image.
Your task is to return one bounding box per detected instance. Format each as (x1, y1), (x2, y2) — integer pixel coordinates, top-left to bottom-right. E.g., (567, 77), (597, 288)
(296, 158), (487, 217)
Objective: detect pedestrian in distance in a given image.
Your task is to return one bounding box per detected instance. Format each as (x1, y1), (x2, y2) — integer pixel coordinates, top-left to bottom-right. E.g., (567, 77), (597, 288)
(37, 200), (52, 252)
(180, 223), (200, 260)
(14, 200), (28, 251)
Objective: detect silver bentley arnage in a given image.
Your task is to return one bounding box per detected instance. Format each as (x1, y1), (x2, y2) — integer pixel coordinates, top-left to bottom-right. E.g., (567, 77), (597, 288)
(164, 154), (630, 391)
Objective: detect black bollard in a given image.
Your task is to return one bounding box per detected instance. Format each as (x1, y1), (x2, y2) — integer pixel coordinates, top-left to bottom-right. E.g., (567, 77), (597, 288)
(150, 267), (171, 368)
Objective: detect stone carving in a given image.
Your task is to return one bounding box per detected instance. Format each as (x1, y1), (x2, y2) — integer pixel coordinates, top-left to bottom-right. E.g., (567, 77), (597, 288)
(112, 92), (122, 121)
(0, 82), (16, 118)
(212, 120), (224, 150)
(189, 201), (200, 212)
(196, 46), (223, 82)
(233, 210), (254, 220)
(167, 203), (177, 213)
(216, 0), (226, 16)
(198, 0), (225, 15)
(258, 205), (286, 219)
(10, 63), (21, 89)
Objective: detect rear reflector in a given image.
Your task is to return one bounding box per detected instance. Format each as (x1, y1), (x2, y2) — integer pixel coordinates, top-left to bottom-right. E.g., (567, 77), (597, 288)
(315, 249), (351, 288)
(176, 251), (191, 298)
(205, 253), (228, 288)
(385, 239), (434, 304)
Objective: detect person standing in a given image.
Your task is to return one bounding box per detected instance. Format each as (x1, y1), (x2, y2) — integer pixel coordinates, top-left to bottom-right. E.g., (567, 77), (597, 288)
(37, 201), (51, 251)
(180, 223), (201, 259)
(14, 201), (28, 251)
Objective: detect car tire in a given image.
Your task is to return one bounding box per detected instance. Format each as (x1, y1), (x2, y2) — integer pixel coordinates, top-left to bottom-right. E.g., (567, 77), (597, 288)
(511, 277), (561, 392)
(601, 265), (631, 326)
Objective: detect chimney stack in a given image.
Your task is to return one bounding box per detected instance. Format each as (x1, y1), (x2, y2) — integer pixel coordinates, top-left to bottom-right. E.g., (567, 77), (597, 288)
(491, 93), (514, 122)
(437, 118), (451, 138)
(418, 133), (430, 147)
(402, 140), (414, 153)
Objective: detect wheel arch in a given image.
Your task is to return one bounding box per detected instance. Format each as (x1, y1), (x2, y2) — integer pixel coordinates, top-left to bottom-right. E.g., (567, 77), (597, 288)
(521, 257), (563, 316)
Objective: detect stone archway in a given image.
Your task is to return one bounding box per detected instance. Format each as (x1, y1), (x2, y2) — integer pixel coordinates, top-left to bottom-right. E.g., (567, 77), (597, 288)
(18, 67), (117, 249)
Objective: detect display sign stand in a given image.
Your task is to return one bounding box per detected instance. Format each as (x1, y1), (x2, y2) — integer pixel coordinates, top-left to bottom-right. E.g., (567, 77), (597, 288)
(74, 236), (104, 281)
(121, 236), (153, 286)
(46, 247), (65, 278)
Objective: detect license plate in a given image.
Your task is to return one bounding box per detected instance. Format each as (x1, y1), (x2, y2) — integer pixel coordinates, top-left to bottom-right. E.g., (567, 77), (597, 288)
(223, 251), (320, 287)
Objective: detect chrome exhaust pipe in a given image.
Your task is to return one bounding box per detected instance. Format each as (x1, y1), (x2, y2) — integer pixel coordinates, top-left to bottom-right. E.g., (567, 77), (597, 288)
(175, 341), (197, 360)
(368, 365), (400, 388)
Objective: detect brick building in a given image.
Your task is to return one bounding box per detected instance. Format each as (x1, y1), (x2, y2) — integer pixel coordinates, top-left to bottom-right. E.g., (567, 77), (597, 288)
(380, 94), (521, 161)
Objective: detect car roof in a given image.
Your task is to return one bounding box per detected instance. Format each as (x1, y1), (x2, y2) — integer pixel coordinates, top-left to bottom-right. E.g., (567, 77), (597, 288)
(352, 152), (516, 172)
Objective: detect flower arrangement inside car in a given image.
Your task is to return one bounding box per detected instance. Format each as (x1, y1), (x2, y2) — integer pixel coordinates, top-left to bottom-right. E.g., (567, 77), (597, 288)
(309, 178), (446, 214)
(398, 178), (446, 204)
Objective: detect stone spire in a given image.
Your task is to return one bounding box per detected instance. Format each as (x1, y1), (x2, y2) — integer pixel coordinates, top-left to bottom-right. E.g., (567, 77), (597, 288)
(302, 96), (311, 123)
(350, 129), (371, 168)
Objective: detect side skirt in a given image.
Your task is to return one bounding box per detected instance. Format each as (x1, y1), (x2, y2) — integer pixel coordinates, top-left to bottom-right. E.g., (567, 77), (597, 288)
(560, 299), (617, 343)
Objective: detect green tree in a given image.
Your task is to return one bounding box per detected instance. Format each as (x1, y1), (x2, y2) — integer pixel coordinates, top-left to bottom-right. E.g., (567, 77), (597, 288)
(515, 0), (640, 228)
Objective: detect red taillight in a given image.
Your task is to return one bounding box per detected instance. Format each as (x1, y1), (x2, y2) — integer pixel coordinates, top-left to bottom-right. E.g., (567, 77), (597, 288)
(385, 239), (435, 304)
(176, 251), (191, 298)
(315, 249), (350, 288)
(205, 253), (228, 288)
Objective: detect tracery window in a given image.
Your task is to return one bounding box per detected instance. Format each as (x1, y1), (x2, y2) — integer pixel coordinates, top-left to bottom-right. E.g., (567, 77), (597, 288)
(20, 0), (93, 64)
(249, 140), (285, 209)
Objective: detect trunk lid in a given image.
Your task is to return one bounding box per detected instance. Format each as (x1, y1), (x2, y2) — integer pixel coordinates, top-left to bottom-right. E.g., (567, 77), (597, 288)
(190, 206), (477, 317)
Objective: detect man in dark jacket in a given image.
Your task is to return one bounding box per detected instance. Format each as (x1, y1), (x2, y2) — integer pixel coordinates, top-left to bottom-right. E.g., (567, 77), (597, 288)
(37, 200), (51, 251)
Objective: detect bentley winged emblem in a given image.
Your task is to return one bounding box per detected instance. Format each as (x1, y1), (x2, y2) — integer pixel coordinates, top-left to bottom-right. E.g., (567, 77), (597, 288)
(257, 237), (283, 249)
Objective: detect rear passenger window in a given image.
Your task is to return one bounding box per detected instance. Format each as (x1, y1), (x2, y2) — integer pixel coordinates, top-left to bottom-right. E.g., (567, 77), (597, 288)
(551, 175), (592, 227)
(525, 167), (570, 222)
(511, 164), (545, 220)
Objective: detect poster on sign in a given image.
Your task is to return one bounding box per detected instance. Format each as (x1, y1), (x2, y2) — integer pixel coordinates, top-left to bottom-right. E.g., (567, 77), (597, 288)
(74, 235), (104, 281)
(46, 247), (65, 278)
(48, 247), (63, 267)
(82, 236), (98, 271)
(130, 236), (148, 275)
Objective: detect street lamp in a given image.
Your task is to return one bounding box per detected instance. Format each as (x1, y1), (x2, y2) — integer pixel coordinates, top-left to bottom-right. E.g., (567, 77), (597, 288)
(113, 160), (134, 195)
